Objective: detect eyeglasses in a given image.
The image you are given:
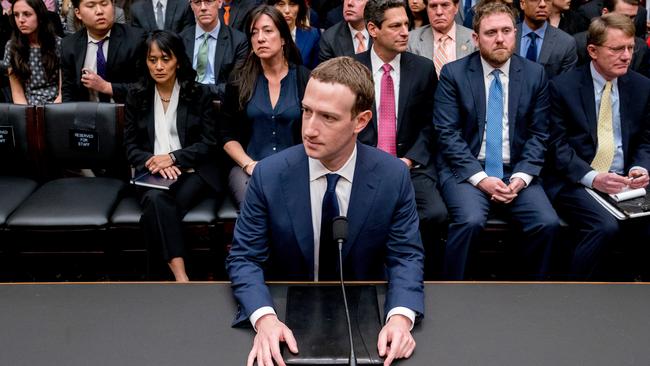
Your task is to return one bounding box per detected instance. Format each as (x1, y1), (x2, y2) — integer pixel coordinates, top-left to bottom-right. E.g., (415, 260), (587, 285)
(598, 44), (637, 55)
(190, 0), (217, 5)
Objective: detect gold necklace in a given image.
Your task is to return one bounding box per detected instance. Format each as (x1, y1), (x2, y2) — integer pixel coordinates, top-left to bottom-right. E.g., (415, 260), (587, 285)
(160, 96), (171, 103)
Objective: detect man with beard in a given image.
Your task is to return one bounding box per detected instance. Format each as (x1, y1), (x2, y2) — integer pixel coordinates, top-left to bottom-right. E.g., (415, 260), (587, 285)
(433, 2), (560, 280)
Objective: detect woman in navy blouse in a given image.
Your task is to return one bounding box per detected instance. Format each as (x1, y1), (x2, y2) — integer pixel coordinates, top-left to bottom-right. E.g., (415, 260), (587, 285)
(220, 5), (310, 208)
(269, 0), (320, 69)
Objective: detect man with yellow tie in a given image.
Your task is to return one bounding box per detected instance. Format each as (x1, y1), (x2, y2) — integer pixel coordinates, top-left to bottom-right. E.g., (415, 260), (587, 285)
(545, 13), (650, 280)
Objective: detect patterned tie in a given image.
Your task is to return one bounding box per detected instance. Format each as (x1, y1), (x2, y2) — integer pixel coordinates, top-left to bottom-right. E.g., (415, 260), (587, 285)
(195, 33), (210, 82)
(591, 81), (615, 172)
(96, 38), (107, 79)
(319, 173), (340, 281)
(526, 32), (538, 62)
(156, 1), (165, 30)
(378, 63), (397, 156)
(434, 34), (449, 78)
(223, 5), (231, 25)
(355, 32), (366, 54)
(485, 69), (504, 178)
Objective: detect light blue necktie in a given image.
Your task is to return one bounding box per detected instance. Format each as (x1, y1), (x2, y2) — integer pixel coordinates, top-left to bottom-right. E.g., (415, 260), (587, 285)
(485, 69), (504, 179)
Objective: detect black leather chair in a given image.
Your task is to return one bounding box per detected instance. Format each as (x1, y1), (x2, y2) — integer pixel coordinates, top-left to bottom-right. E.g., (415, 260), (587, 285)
(6, 103), (128, 230)
(0, 104), (39, 228)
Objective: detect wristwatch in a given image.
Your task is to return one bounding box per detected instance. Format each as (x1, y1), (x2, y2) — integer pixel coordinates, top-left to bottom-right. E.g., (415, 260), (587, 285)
(169, 152), (177, 164)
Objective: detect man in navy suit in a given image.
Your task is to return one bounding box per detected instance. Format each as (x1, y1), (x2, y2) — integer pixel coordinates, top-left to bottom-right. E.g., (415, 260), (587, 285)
(226, 57), (424, 366)
(545, 13), (650, 279)
(434, 2), (560, 280)
(354, 0), (447, 276)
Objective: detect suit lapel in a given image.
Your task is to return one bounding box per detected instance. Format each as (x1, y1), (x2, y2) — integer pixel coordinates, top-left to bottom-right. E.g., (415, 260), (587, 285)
(356, 52), (378, 134)
(344, 145), (379, 259)
(468, 55), (486, 147)
(164, 0), (178, 30)
(144, 0), (156, 29)
(397, 54), (411, 133)
(176, 101), (188, 145)
(338, 23), (355, 56)
(617, 74), (632, 159)
(508, 57), (523, 148)
(106, 25), (122, 74)
(579, 67), (598, 145)
(538, 26), (554, 65)
(515, 24), (522, 54)
(74, 32), (88, 86)
(213, 26), (229, 80)
(280, 150), (314, 272)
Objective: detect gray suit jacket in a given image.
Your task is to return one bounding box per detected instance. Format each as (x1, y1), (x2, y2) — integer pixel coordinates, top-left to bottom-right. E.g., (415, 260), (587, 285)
(129, 0), (195, 33)
(407, 24), (476, 63)
(516, 23), (577, 79)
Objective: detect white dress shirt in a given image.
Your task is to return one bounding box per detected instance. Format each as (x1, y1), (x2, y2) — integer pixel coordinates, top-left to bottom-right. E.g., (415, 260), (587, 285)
(467, 57), (533, 187)
(348, 23), (369, 52)
(250, 146), (416, 330)
(153, 80), (181, 155)
(370, 47), (400, 128)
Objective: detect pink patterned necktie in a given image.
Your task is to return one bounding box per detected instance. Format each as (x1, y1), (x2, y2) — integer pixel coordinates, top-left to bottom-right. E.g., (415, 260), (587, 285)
(378, 63), (397, 156)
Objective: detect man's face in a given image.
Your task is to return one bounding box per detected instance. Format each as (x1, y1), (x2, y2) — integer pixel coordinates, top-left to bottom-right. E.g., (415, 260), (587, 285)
(473, 12), (516, 68)
(190, 0), (223, 31)
(520, 0), (549, 26)
(368, 7), (410, 56)
(551, 0), (571, 12)
(75, 0), (115, 35)
(587, 27), (634, 80)
(343, 0), (367, 24)
(302, 78), (371, 170)
(603, 1), (638, 20)
(427, 0), (458, 34)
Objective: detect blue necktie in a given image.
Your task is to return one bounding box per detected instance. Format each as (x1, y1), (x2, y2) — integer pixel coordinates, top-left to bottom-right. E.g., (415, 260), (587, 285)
(485, 70), (504, 179)
(526, 32), (538, 62)
(96, 38), (107, 79)
(319, 173), (340, 280)
(463, 0), (473, 22)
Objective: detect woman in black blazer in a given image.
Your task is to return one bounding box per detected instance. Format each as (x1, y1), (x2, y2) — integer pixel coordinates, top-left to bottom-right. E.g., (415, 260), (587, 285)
(124, 30), (221, 282)
(220, 5), (310, 209)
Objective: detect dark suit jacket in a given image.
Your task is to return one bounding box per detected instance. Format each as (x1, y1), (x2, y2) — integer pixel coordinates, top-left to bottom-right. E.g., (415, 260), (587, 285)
(129, 0), (195, 33)
(516, 23), (577, 79)
(179, 24), (248, 100)
(354, 51), (438, 179)
(61, 23), (146, 103)
(544, 65), (650, 199)
(219, 0), (261, 32)
(318, 21), (373, 63)
(225, 142), (424, 324)
(574, 31), (649, 78)
(295, 27), (321, 69)
(577, 0), (648, 39)
(434, 53), (551, 185)
(219, 65), (311, 151)
(123, 83), (222, 193)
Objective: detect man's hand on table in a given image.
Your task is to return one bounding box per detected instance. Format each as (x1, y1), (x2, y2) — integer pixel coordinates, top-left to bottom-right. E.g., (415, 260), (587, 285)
(248, 314), (298, 366)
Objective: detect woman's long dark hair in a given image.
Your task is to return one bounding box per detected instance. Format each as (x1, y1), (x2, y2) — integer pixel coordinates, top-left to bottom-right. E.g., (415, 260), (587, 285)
(233, 5), (303, 110)
(9, 0), (59, 83)
(131, 30), (199, 108)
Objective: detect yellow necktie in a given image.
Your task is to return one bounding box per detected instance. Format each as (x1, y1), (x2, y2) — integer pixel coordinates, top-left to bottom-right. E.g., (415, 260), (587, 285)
(591, 81), (614, 172)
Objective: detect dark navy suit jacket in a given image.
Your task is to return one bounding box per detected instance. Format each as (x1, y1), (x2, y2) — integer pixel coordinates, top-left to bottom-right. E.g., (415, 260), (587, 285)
(434, 52), (550, 185)
(544, 65), (650, 199)
(295, 27), (320, 69)
(226, 143), (425, 324)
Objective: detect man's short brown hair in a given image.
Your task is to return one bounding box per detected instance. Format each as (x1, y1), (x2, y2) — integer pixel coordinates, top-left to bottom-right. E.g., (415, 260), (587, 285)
(472, 1), (517, 33)
(310, 57), (375, 117)
(587, 13), (635, 47)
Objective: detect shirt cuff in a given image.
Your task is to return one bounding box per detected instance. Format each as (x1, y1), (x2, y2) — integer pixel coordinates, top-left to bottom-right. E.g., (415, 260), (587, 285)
(580, 170), (599, 188)
(249, 306), (276, 331)
(510, 172), (533, 187)
(629, 166), (648, 175)
(468, 171), (488, 186)
(386, 307), (416, 331)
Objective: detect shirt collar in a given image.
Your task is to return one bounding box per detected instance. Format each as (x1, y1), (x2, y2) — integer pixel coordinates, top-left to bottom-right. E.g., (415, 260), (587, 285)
(370, 46), (401, 74)
(153, 0), (167, 8)
(309, 144), (357, 184)
(87, 29), (111, 44)
(480, 56), (510, 79)
(195, 20), (221, 40)
(590, 61), (618, 93)
(432, 22), (457, 42)
(521, 21), (548, 40)
(347, 23), (369, 41)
